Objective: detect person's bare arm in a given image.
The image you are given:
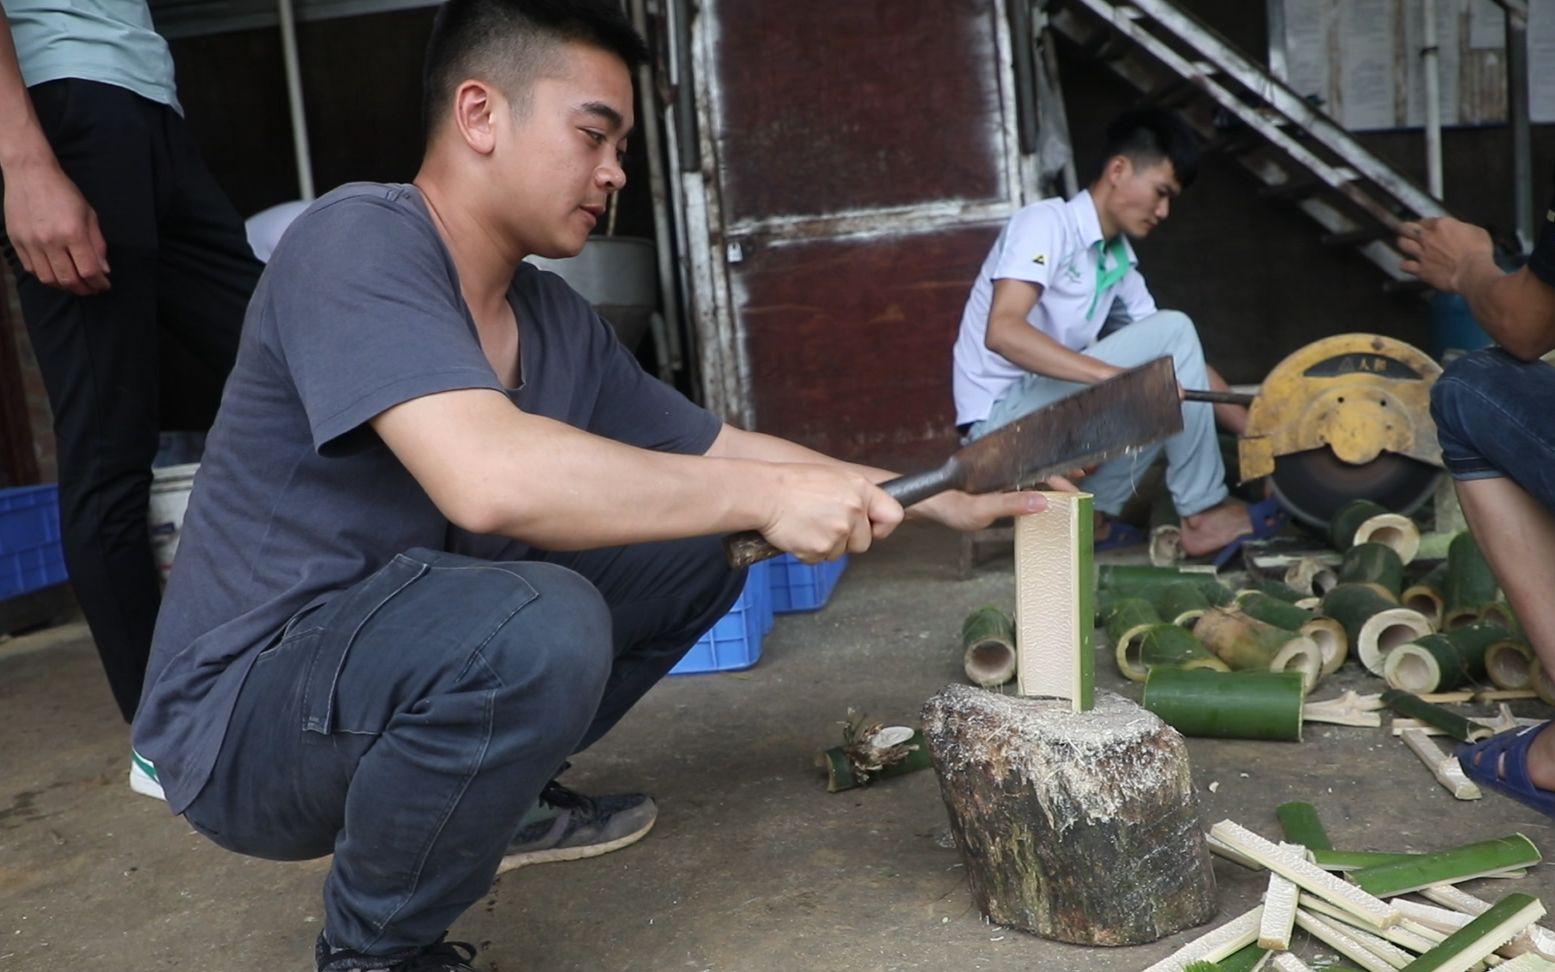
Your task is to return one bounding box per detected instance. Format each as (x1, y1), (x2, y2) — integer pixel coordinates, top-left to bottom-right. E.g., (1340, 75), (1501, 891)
(982, 278), (1120, 384)
(0, 15), (109, 295)
(1399, 217), (1555, 361)
(371, 388), (903, 562)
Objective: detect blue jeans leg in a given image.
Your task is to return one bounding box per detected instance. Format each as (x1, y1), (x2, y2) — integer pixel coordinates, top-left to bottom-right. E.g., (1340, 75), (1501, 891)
(183, 549), (614, 957)
(1431, 348), (1555, 509)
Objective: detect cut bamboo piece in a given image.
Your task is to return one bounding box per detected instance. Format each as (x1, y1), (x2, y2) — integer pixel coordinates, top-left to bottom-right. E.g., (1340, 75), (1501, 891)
(1208, 820), (1400, 930)
(1384, 622), (1510, 694)
(1402, 562), (1450, 630)
(1152, 579), (1216, 628)
(1259, 842), (1302, 950)
(1443, 532), (1500, 633)
(1276, 801), (1333, 851)
(1304, 690), (1384, 728)
(1390, 897), (1474, 935)
(1097, 563), (1223, 596)
(1326, 584), (1435, 676)
(1478, 685), (1538, 702)
(1207, 831), (1265, 872)
(1238, 591), (1350, 677)
(818, 726), (934, 792)
(1194, 607), (1323, 691)
(1287, 556), (1342, 598)
(1481, 601), (1521, 634)
(1399, 728), (1482, 800)
(1419, 886), (1555, 961)
(1217, 944), (1272, 972)
(1400, 893), (1544, 971)
(1107, 597), (1163, 681)
(1531, 658), (1555, 708)
(1311, 849), (1424, 871)
(1140, 624), (1231, 674)
(1340, 542), (1408, 597)
(1350, 835), (1541, 898)
(1497, 954), (1555, 971)
(1299, 891), (1443, 953)
(1380, 690), (1493, 743)
(1248, 577), (1307, 604)
(1270, 955), (1316, 972)
(1144, 669), (1305, 741)
(1140, 906), (1264, 972)
(1293, 908), (1409, 971)
(1332, 499), (1422, 564)
(961, 605), (1017, 688)
(1014, 495), (1092, 710)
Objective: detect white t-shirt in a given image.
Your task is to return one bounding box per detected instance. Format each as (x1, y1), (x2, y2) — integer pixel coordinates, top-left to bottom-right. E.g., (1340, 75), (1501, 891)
(951, 190), (1157, 426)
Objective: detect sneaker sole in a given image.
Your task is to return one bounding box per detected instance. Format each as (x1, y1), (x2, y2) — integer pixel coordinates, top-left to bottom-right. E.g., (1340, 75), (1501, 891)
(495, 810), (656, 874)
(129, 763), (166, 801)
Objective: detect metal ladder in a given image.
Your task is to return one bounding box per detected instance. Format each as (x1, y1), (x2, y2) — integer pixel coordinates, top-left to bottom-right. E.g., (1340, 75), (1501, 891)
(1043, 0), (1451, 288)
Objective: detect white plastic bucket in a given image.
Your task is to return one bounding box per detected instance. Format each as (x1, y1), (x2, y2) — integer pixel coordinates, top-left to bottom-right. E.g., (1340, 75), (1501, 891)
(148, 462), (199, 585)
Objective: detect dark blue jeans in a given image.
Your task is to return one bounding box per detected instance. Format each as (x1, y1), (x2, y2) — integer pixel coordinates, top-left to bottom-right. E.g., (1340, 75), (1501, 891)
(183, 538), (743, 958)
(1431, 348), (1555, 510)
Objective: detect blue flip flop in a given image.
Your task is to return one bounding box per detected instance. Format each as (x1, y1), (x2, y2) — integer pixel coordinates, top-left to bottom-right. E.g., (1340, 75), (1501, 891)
(1211, 495), (1291, 569)
(1095, 519), (1146, 552)
(1457, 723), (1555, 818)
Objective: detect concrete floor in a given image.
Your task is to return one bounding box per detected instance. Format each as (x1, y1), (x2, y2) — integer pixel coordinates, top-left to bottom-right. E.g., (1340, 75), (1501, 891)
(4, 524), (1555, 972)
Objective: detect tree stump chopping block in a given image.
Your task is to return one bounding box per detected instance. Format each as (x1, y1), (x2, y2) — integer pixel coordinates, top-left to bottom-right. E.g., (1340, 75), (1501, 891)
(921, 686), (1217, 946)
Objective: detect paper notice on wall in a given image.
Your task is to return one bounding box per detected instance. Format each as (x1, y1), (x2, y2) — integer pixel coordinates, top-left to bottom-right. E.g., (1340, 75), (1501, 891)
(1468, 0), (1507, 49)
(1283, 0), (1334, 108)
(1533, 0), (1555, 123)
(1403, 0), (1463, 126)
(1339, 0), (1397, 129)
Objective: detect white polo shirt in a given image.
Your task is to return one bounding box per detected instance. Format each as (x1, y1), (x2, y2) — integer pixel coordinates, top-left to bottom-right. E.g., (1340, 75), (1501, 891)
(951, 190), (1157, 426)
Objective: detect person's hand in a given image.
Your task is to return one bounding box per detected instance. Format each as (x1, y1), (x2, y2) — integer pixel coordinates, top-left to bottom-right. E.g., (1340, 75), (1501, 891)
(913, 469), (1085, 532)
(3, 160), (110, 295)
(759, 463), (903, 563)
(1397, 217), (1492, 294)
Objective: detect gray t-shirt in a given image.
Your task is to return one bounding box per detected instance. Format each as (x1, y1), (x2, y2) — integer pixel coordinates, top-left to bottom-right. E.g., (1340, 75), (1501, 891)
(133, 183), (720, 812)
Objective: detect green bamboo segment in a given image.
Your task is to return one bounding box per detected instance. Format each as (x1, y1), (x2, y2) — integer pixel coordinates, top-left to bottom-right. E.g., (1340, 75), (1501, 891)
(1096, 565), (1232, 605)
(818, 729), (935, 793)
(1487, 638), (1537, 690)
(1338, 542), (1406, 597)
(1397, 892), (1544, 971)
(1151, 580), (1214, 627)
(1106, 597), (1163, 681)
(1379, 689), (1493, 743)
(1382, 622), (1509, 693)
(1330, 498), (1421, 563)
(1480, 600), (1521, 636)
(1216, 945), (1269, 972)
(1237, 592), (1350, 677)
(1350, 834), (1541, 897)
(1309, 849), (1424, 870)
(1286, 556), (1341, 598)
(1183, 963), (1221, 972)
(1142, 668), (1305, 741)
(1249, 577), (1307, 604)
(960, 605), (1018, 688)
(1194, 607), (1323, 691)
(1533, 658), (1555, 708)
(1443, 532), (1499, 632)
(1401, 561), (1449, 629)
(1323, 583), (1433, 676)
(1139, 624), (1229, 673)
(1275, 801), (1332, 851)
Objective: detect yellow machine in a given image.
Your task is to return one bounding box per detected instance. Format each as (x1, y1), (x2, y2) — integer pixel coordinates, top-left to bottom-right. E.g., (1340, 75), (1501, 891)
(1238, 334), (1444, 528)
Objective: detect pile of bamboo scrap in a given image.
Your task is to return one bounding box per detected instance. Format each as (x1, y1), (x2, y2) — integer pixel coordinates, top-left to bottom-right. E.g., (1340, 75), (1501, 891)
(1140, 805), (1555, 971)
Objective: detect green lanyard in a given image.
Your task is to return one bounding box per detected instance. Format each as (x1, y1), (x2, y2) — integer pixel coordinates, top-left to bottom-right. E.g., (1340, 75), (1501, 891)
(1085, 237), (1131, 321)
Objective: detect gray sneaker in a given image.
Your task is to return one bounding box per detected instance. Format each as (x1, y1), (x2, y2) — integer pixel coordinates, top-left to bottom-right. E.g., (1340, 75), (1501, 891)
(497, 779), (657, 873)
(315, 934), (477, 971)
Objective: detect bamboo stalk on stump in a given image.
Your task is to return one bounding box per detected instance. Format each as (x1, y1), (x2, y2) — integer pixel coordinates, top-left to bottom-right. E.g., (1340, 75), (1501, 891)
(1194, 606), (1323, 691)
(1322, 583), (1433, 676)
(1381, 622), (1510, 693)
(921, 686), (1218, 945)
(1443, 532), (1499, 632)
(1330, 498), (1421, 564)
(1236, 590), (1349, 677)
(961, 605), (1017, 688)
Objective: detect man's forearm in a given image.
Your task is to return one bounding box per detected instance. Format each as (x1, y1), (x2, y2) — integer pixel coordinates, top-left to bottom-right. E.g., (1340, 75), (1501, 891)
(986, 312), (1115, 384)
(1456, 255), (1555, 360)
(0, 17), (54, 172)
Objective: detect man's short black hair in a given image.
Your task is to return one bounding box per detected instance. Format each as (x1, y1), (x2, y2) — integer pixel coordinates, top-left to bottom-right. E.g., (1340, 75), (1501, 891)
(1096, 109), (1200, 188)
(422, 0), (648, 141)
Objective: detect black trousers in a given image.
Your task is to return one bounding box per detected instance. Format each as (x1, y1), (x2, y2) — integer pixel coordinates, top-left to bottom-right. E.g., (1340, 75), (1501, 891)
(1, 80), (262, 722)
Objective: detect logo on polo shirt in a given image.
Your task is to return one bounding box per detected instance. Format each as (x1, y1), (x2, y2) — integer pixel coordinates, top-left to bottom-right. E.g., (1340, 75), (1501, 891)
(1033, 253), (1046, 265)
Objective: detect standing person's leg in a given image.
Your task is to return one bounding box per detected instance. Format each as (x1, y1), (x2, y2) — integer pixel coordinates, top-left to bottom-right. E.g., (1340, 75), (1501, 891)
(1431, 349), (1555, 795)
(1, 82), (166, 722)
(183, 550), (614, 966)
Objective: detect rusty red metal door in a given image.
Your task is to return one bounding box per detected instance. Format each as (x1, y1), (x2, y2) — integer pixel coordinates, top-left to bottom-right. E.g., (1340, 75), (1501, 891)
(674, 0), (1039, 468)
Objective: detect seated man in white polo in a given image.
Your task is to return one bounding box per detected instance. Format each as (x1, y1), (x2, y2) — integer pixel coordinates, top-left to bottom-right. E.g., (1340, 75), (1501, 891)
(952, 108), (1267, 560)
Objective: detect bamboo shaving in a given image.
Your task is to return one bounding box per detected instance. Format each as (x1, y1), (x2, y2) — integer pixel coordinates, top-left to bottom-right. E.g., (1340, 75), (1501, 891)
(1140, 905), (1263, 972)
(1293, 908), (1408, 971)
(1210, 820), (1399, 929)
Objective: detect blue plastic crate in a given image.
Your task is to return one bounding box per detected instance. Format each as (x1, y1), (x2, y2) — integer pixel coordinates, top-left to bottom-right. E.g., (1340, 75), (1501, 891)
(671, 559), (771, 675)
(0, 484), (67, 602)
(768, 553), (848, 613)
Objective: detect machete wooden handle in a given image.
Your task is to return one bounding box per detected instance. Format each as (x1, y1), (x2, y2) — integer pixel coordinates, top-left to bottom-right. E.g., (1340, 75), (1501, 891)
(722, 470), (954, 568)
(1182, 389), (1256, 406)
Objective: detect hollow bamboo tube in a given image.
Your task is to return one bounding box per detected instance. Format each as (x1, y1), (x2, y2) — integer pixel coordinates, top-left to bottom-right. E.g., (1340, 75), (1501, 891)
(1142, 668), (1305, 741)
(1193, 607), (1322, 692)
(1532, 658), (1555, 708)
(1329, 498), (1421, 564)
(1322, 583), (1432, 676)
(961, 605), (1018, 688)
(1481, 600), (1521, 634)
(1150, 580), (1214, 628)
(1380, 689), (1493, 743)
(1338, 542), (1405, 597)
(1487, 639), (1536, 691)
(1138, 624), (1229, 673)
(1105, 597), (1162, 682)
(1237, 591), (1349, 677)
(1401, 561), (1449, 629)
(1443, 532), (1499, 632)
(1249, 577), (1307, 603)
(1286, 556), (1340, 598)
(1382, 621), (1510, 694)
